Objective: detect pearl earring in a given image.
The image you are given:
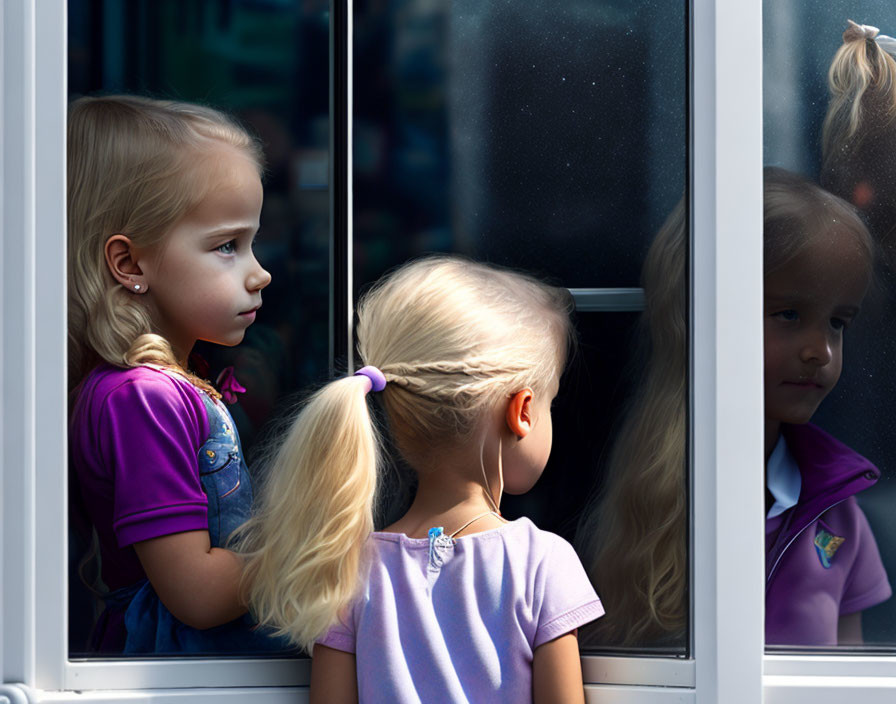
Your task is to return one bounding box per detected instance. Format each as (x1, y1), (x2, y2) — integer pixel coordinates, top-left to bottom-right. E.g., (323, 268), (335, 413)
(134, 284), (141, 291)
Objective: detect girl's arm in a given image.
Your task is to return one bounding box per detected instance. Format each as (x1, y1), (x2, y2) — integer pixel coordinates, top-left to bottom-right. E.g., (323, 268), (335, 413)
(533, 631), (585, 704)
(134, 530), (246, 630)
(310, 644), (358, 704)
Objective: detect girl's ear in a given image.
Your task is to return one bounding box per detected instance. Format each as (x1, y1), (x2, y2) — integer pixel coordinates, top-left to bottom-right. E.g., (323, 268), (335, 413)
(104, 234), (147, 293)
(505, 388), (534, 438)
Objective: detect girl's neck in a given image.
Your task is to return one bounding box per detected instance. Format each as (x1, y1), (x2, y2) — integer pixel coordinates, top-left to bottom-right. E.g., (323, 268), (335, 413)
(385, 439), (505, 539)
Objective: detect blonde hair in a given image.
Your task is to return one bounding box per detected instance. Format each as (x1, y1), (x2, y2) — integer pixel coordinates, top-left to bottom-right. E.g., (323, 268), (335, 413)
(822, 21), (896, 249)
(576, 200), (688, 647)
(67, 95), (263, 391)
(577, 169), (873, 648)
(238, 256), (573, 651)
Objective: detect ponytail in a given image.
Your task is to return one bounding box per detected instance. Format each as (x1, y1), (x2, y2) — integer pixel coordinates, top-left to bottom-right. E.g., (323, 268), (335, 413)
(238, 376), (380, 651)
(822, 20), (896, 177)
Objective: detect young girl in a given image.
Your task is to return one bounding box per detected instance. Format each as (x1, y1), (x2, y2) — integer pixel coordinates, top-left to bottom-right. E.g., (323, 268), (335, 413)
(238, 256), (604, 702)
(763, 168), (891, 645)
(578, 168), (891, 648)
(68, 95), (286, 654)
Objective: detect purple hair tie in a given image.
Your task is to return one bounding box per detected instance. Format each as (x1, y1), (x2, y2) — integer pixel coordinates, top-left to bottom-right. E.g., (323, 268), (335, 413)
(354, 365), (387, 393)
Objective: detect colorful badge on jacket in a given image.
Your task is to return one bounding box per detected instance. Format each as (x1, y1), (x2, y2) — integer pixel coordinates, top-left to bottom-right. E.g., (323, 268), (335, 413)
(814, 527), (845, 569)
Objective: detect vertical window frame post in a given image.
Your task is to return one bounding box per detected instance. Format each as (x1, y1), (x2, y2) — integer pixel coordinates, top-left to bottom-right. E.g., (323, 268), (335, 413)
(691, 0), (765, 702)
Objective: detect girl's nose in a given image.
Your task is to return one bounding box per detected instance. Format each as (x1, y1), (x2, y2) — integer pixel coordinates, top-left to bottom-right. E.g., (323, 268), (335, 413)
(800, 330), (833, 366)
(247, 256), (272, 292)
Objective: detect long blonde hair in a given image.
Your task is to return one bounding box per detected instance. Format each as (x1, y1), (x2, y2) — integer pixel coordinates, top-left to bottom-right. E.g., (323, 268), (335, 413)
(238, 256), (573, 651)
(67, 95), (263, 391)
(576, 201), (688, 647)
(822, 20), (896, 250)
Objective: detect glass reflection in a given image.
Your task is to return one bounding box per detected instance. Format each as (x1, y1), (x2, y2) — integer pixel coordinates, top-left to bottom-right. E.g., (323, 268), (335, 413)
(576, 201), (688, 651)
(763, 168), (888, 647)
(764, 2), (896, 649)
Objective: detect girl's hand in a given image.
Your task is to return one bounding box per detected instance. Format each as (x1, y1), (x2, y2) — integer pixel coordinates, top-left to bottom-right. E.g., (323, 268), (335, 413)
(133, 530), (246, 630)
(533, 631), (586, 704)
(310, 644), (358, 704)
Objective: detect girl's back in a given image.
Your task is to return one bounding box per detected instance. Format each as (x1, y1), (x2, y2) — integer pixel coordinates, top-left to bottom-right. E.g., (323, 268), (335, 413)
(321, 518), (602, 702)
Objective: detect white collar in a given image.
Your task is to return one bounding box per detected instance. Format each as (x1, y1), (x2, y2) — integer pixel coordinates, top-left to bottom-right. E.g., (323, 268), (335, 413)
(767, 434), (802, 519)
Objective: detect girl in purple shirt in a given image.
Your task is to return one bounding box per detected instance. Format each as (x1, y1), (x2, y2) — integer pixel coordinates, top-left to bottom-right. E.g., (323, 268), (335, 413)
(239, 256), (604, 703)
(68, 95), (282, 653)
(762, 168), (891, 645)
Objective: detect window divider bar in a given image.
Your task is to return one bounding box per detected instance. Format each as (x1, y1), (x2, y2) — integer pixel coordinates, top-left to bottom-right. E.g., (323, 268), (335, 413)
(569, 287), (645, 312)
(33, 0), (68, 690)
(691, 0), (765, 701)
(329, 0), (352, 374)
(2, 0), (38, 689)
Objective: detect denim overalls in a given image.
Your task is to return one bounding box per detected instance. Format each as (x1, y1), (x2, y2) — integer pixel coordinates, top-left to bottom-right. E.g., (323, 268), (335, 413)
(105, 378), (290, 654)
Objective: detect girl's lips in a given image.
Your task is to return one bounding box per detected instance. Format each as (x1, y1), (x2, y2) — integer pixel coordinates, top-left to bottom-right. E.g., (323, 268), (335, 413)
(782, 380), (824, 389)
(238, 305), (260, 321)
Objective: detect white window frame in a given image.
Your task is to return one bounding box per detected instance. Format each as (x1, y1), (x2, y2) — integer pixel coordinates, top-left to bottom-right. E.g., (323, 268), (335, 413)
(6, 0), (892, 702)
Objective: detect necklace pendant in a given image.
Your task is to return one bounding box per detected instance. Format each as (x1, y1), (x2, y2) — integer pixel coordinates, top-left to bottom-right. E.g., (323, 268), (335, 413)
(427, 526), (454, 569)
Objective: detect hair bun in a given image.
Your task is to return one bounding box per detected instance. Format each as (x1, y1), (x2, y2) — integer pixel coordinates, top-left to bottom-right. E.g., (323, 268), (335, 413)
(844, 19), (880, 43)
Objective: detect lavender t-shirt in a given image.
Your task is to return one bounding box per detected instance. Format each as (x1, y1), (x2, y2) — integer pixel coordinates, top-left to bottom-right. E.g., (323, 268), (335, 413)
(318, 517), (604, 703)
(70, 365), (210, 590)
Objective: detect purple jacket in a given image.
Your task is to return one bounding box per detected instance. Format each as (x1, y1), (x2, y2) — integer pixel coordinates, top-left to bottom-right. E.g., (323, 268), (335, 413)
(765, 423), (892, 646)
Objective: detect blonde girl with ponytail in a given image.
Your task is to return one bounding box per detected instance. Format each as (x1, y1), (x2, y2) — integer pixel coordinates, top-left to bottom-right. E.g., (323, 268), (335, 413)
(238, 256), (604, 703)
(822, 19), (896, 255)
(68, 95), (286, 654)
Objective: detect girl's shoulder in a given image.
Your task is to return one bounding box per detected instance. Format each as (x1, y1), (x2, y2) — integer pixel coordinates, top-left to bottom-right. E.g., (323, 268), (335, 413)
(73, 364), (210, 436)
(81, 363), (205, 401)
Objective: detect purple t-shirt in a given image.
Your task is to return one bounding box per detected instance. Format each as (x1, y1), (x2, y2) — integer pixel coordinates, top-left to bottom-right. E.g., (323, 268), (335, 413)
(70, 365), (210, 590)
(318, 517), (604, 703)
(765, 424), (892, 645)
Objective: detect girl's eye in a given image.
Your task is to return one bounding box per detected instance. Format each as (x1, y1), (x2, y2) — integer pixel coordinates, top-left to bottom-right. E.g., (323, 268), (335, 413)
(773, 309), (799, 322)
(217, 240), (237, 255)
(831, 317), (848, 331)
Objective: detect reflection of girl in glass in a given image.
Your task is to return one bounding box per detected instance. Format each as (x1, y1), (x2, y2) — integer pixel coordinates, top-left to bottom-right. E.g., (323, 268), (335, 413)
(68, 96), (285, 654)
(238, 256), (604, 702)
(579, 169), (891, 648)
(762, 169), (890, 645)
(575, 201), (688, 648)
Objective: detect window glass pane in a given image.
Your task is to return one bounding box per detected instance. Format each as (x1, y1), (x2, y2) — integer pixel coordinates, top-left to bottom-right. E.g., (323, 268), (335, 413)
(354, 0), (689, 655)
(67, 0), (328, 657)
(764, 0), (896, 650)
